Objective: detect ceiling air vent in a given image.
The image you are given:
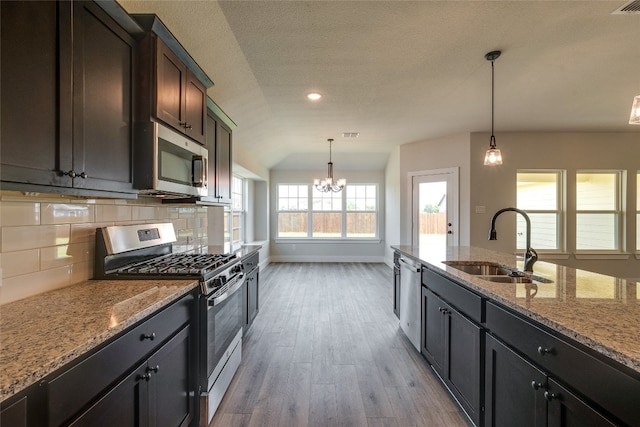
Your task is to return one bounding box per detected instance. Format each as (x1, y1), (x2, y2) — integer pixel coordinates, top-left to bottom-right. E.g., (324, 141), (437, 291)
(612, 0), (640, 14)
(342, 132), (359, 138)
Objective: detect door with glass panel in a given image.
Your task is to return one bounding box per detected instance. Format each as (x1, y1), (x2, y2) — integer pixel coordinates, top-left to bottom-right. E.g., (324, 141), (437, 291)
(411, 168), (459, 249)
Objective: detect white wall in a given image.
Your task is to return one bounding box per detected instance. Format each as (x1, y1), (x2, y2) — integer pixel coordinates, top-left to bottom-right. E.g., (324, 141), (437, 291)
(384, 146), (401, 266)
(399, 133), (472, 246)
(469, 131), (639, 278)
(269, 169), (386, 262)
(233, 161), (270, 264)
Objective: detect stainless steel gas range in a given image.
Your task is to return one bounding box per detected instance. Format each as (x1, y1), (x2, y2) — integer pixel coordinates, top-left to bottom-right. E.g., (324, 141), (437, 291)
(94, 222), (244, 426)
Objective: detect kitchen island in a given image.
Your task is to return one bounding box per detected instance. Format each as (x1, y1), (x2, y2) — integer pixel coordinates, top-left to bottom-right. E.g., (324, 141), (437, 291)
(393, 245), (640, 426)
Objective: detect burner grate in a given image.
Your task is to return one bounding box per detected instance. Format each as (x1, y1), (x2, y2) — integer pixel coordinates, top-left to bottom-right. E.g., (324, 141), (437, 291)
(117, 253), (236, 276)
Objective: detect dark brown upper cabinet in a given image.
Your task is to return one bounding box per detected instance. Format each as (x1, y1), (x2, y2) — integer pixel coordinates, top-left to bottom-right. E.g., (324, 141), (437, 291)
(0, 1), (138, 198)
(207, 98), (235, 205)
(132, 14), (212, 146)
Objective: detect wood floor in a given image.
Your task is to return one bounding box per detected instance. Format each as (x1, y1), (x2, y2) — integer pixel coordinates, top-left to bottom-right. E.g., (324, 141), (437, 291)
(210, 262), (469, 427)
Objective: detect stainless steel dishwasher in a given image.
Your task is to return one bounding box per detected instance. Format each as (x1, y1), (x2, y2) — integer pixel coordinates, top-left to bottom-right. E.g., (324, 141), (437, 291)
(399, 256), (421, 351)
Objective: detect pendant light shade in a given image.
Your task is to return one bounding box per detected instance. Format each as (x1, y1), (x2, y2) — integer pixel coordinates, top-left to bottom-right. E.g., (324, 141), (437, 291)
(629, 95), (640, 125)
(314, 139), (346, 192)
(484, 50), (503, 166)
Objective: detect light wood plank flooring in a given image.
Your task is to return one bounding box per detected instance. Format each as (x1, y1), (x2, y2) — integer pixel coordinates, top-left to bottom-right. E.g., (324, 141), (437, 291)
(210, 262), (469, 427)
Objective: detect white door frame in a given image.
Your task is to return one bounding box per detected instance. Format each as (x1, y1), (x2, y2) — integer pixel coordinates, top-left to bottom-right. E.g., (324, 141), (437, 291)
(409, 167), (460, 248)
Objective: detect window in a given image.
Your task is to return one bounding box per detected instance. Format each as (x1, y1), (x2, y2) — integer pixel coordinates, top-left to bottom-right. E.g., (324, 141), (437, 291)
(346, 185), (377, 238)
(576, 171), (623, 251)
(225, 176), (245, 249)
(516, 171), (563, 251)
(312, 188), (342, 237)
(277, 184), (308, 237)
(277, 183), (378, 239)
(231, 176), (244, 246)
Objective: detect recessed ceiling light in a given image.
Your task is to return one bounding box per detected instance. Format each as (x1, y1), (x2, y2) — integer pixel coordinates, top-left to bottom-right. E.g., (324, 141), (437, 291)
(306, 92), (322, 101)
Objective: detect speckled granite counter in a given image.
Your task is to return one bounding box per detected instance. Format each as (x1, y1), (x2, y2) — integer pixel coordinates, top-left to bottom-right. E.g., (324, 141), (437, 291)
(0, 279), (198, 401)
(392, 245), (640, 375)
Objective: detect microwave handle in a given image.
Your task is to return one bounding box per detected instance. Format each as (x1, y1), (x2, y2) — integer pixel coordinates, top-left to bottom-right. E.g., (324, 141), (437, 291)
(192, 155), (206, 188)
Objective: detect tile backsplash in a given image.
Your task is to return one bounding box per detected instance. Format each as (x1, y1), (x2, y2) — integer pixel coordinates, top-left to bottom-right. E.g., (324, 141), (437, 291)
(0, 191), (209, 305)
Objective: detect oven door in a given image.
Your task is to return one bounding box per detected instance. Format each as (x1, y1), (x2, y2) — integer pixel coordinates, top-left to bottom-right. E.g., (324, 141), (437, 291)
(206, 273), (244, 385)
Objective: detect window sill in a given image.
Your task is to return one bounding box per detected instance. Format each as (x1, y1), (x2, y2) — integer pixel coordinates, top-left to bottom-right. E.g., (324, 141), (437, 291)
(275, 238), (381, 244)
(634, 253), (640, 260)
(574, 252), (631, 260)
(538, 252), (571, 260)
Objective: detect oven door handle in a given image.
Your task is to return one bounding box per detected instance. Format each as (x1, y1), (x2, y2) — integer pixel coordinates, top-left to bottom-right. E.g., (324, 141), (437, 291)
(208, 275), (244, 307)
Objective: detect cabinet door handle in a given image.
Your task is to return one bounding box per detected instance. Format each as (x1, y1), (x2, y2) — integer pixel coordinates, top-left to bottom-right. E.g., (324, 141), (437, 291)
(147, 365), (159, 373)
(62, 170), (87, 179)
(537, 346), (553, 356)
(137, 373), (151, 382)
(530, 381), (545, 390)
(141, 333), (156, 341)
(544, 391), (558, 401)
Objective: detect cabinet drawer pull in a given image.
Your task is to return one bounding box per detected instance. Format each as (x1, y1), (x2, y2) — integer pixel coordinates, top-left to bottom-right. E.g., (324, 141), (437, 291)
(141, 333), (156, 341)
(78, 172), (88, 179)
(537, 346), (553, 356)
(544, 391), (558, 401)
(138, 373), (151, 382)
(530, 381), (544, 390)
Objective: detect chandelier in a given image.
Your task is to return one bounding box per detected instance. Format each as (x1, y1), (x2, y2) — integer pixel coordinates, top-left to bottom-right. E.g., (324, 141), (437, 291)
(313, 138), (346, 192)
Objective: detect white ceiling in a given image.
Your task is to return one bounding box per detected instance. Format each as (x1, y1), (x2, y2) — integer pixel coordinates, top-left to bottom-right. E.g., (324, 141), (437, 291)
(118, 0), (640, 172)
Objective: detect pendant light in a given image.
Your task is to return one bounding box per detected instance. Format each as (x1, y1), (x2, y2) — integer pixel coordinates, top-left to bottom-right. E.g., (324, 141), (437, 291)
(314, 139), (346, 192)
(629, 95), (640, 124)
(484, 50), (503, 165)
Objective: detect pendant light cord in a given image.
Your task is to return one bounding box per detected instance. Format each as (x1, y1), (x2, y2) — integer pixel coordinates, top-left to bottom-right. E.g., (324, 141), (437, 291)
(484, 50), (501, 149)
(490, 58), (496, 148)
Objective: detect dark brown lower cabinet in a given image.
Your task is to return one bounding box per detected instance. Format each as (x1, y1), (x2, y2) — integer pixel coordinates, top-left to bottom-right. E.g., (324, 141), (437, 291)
(485, 333), (547, 427)
(393, 264), (401, 319)
(0, 381), (46, 427)
(69, 326), (192, 427)
(245, 267), (259, 329)
(421, 286), (482, 426)
(485, 334), (617, 427)
(545, 378), (617, 427)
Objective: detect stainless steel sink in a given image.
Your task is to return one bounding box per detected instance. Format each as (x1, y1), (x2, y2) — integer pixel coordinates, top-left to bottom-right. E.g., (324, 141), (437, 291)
(443, 260), (553, 285)
(443, 261), (513, 276)
(478, 275), (553, 284)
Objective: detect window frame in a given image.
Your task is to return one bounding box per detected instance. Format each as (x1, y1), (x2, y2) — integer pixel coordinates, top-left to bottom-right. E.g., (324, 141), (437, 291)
(226, 175), (245, 249)
(516, 169), (566, 254)
(575, 169), (625, 255)
(276, 183), (380, 241)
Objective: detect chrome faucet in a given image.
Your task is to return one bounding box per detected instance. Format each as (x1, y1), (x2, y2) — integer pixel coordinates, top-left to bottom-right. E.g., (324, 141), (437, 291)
(489, 207), (538, 272)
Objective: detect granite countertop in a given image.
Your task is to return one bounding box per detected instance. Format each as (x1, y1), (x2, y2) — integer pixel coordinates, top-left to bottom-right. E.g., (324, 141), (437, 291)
(0, 279), (198, 401)
(392, 245), (640, 375)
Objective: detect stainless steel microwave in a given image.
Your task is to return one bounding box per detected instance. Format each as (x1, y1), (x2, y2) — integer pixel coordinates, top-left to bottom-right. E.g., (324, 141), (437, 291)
(134, 122), (208, 198)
